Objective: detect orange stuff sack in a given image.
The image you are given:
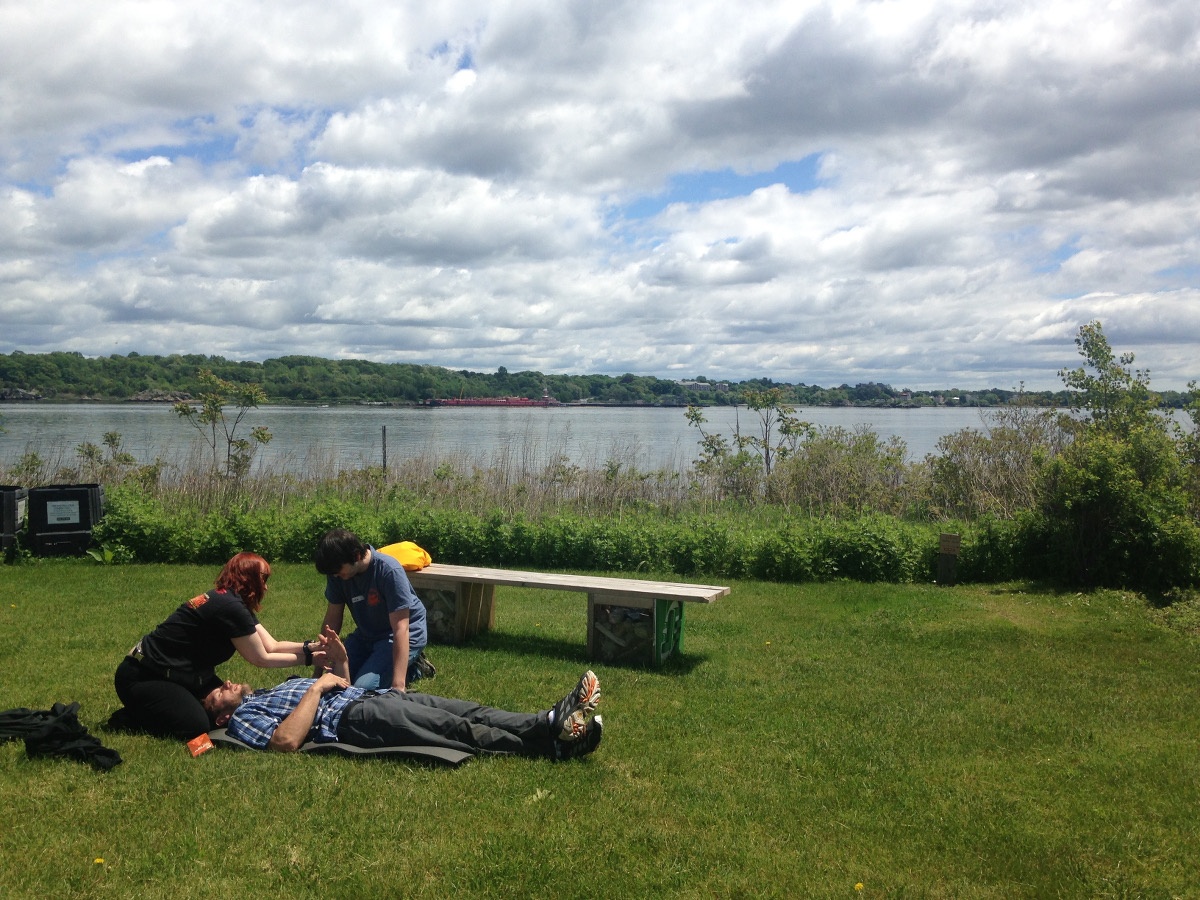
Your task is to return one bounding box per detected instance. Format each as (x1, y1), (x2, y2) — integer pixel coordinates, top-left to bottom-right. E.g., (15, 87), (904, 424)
(379, 541), (433, 571)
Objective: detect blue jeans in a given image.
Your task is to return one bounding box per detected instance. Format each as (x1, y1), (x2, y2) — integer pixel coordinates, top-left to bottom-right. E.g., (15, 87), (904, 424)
(344, 630), (425, 690)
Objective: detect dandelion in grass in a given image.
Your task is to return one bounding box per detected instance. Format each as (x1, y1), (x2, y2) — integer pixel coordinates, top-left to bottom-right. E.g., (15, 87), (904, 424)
(94, 858), (105, 865)
(855, 883), (863, 891)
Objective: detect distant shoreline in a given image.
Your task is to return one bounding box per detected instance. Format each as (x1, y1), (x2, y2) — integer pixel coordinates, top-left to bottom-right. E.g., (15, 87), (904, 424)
(0, 397), (1017, 410)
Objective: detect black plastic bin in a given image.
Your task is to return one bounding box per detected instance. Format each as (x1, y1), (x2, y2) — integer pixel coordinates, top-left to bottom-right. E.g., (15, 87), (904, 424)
(27, 483), (106, 556)
(1, 485), (28, 552)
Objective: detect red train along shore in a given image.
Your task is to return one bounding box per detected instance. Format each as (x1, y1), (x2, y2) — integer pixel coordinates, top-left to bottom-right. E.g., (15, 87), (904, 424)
(421, 394), (561, 407)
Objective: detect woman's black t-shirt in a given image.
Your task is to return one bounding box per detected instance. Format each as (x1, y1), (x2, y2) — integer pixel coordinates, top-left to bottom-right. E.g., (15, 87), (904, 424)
(139, 590), (259, 673)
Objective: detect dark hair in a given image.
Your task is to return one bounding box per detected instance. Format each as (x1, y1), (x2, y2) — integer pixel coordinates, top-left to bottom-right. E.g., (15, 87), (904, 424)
(314, 528), (369, 576)
(203, 683), (253, 728)
(215, 552), (271, 613)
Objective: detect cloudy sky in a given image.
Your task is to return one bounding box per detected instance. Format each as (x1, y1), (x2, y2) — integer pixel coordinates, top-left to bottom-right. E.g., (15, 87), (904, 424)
(2, 1), (1198, 390)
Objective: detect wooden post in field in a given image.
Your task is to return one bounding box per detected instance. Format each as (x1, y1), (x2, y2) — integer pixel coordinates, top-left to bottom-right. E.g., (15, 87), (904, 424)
(937, 532), (960, 586)
(382, 425), (388, 473)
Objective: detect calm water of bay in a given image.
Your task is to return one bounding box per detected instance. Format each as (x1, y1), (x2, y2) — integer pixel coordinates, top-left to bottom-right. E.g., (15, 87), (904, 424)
(0, 403), (997, 474)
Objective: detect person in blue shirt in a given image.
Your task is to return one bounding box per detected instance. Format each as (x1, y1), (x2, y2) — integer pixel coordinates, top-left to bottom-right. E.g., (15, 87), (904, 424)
(314, 529), (432, 691)
(207, 628), (602, 761)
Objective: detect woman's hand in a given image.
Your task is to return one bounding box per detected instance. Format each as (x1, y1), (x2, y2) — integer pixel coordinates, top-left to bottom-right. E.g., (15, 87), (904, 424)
(313, 625), (351, 680)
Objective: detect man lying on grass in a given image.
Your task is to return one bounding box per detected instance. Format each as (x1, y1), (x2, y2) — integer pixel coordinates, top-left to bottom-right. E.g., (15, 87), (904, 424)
(203, 628), (603, 761)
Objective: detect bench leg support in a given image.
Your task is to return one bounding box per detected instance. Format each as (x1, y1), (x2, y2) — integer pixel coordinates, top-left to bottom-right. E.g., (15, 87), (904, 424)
(418, 582), (495, 644)
(587, 595), (686, 666)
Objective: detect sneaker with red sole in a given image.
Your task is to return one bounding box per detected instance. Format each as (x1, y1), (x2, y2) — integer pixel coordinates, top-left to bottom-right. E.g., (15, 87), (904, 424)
(550, 670), (601, 741)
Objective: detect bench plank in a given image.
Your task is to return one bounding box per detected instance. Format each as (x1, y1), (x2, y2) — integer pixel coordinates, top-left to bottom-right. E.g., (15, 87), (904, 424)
(408, 564), (729, 603)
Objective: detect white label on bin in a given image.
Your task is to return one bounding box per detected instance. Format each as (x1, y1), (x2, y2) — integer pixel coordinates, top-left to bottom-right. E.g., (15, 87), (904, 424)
(46, 500), (81, 525)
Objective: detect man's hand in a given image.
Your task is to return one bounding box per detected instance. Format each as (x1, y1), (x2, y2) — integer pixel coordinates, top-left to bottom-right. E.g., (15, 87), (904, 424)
(314, 671), (350, 693)
(267, 670), (350, 753)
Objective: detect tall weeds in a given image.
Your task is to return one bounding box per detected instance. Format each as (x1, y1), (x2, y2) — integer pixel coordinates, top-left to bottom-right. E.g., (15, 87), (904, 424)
(0, 405), (1186, 544)
(929, 405), (1071, 519)
(769, 425), (916, 517)
(2, 431), (693, 521)
(1, 414), (1055, 523)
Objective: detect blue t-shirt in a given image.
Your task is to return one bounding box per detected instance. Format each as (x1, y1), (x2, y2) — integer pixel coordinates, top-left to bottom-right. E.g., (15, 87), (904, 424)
(324, 547), (427, 651)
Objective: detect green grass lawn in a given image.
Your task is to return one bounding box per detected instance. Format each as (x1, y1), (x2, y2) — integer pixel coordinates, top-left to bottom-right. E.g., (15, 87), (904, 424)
(2, 560), (1199, 899)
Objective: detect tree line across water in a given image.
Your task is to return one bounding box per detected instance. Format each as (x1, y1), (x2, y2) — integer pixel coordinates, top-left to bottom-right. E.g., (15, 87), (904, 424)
(6, 349), (1195, 408)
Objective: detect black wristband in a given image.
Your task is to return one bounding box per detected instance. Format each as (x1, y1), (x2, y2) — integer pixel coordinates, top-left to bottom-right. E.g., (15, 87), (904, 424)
(303, 640), (313, 666)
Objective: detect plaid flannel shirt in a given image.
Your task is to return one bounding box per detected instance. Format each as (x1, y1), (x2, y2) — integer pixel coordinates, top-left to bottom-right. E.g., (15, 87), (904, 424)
(226, 678), (370, 749)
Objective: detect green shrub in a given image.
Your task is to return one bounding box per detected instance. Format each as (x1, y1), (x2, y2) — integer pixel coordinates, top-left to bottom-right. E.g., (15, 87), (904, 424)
(1020, 427), (1198, 590)
(744, 527), (817, 582)
(277, 500), (379, 563)
(810, 515), (929, 582)
(956, 517), (1022, 583)
(411, 509), (492, 565)
(91, 486), (175, 563)
(660, 520), (735, 576)
(87, 487), (957, 586)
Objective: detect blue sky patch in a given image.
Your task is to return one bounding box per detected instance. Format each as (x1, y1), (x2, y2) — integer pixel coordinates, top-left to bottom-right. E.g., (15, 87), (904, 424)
(621, 154), (824, 221)
(430, 39), (474, 71)
(113, 122), (237, 169)
(1032, 237), (1080, 274)
(1154, 263), (1200, 287)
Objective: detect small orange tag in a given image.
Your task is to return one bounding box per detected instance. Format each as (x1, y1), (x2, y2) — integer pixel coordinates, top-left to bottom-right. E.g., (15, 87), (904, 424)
(187, 733), (214, 757)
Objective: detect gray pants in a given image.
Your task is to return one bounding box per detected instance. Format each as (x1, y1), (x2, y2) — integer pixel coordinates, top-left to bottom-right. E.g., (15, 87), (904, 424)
(337, 691), (554, 757)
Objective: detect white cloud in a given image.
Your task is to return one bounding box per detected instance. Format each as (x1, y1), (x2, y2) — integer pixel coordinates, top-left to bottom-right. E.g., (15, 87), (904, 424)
(445, 69), (477, 95)
(1, 0), (1199, 389)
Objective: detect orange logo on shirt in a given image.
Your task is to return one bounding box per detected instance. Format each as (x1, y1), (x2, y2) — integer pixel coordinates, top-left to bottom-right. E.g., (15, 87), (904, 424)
(367, 588), (381, 606)
(187, 594), (209, 609)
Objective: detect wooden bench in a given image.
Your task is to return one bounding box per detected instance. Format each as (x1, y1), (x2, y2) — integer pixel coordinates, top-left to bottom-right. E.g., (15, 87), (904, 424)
(405, 564), (729, 667)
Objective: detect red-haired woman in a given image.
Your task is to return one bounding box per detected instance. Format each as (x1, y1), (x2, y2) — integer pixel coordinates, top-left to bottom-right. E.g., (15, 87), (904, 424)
(114, 552), (321, 740)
